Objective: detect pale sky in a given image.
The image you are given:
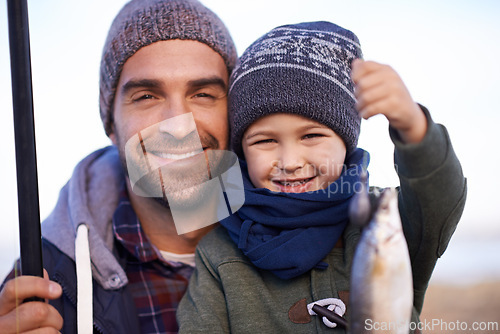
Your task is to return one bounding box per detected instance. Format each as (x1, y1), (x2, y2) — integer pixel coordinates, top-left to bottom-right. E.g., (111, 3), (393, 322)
(1, 0), (499, 282)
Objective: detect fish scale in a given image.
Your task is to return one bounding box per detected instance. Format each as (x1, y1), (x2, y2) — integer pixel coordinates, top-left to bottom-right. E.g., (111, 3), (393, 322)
(349, 188), (413, 334)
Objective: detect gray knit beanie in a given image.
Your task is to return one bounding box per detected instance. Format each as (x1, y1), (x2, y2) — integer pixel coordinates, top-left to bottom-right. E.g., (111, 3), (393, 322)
(229, 21), (362, 157)
(100, 0), (237, 136)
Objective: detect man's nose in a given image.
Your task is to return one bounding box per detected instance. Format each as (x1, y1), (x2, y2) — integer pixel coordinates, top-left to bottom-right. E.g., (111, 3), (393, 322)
(157, 101), (196, 140)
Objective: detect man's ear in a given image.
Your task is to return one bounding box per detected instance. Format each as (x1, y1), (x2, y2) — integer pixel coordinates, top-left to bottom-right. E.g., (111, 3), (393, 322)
(109, 133), (117, 145)
(108, 123), (117, 145)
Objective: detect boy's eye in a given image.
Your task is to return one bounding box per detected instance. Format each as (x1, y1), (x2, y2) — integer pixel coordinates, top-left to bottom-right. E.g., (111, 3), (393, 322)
(253, 139), (276, 145)
(303, 133), (324, 139)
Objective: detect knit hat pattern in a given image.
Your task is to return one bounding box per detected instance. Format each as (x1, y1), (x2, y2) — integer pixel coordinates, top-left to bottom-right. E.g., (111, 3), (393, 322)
(99, 0), (237, 136)
(229, 21), (362, 157)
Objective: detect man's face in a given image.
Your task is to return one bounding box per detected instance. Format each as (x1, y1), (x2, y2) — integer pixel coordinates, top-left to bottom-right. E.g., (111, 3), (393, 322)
(110, 40), (229, 208)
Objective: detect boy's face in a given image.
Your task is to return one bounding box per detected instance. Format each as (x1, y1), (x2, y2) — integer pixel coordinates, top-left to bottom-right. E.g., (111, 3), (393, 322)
(242, 113), (346, 193)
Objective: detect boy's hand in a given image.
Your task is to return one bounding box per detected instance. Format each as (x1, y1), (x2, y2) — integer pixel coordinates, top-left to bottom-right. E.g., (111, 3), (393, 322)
(351, 59), (427, 143)
(0, 269), (63, 333)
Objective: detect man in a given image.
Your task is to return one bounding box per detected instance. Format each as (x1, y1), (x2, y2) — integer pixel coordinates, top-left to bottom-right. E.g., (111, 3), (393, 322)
(0, 0), (237, 332)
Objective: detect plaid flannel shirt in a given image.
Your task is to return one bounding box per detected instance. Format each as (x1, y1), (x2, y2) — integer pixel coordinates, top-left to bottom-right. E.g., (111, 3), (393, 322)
(113, 189), (194, 334)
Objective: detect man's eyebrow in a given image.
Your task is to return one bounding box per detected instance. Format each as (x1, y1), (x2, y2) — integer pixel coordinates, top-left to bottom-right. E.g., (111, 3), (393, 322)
(120, 79), (162, 95)
(188, 77), (227, 91)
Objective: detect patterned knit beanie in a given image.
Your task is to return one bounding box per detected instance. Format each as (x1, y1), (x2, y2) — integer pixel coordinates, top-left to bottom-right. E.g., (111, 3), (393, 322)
(229, 21), (362, 157)
(100, 0), (237, 136)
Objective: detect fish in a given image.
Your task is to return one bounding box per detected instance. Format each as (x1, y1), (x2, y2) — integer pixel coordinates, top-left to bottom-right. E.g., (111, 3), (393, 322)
(349, 188), (413, 334)
(347, 166), (371, 227)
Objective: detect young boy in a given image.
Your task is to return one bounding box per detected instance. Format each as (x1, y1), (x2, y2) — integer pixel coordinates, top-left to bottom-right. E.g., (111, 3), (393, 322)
(177, 21), (466, 333)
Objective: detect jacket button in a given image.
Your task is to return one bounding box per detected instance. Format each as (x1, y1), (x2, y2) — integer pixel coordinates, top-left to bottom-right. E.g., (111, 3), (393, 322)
(109, 274), (121, 288)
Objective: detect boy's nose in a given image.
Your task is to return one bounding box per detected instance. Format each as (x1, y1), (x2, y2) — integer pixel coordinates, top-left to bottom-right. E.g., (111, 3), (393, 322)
(277, 146), (305, 173)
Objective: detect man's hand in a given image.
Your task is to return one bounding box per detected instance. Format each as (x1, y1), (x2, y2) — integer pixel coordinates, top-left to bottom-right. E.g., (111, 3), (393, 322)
(351, 59), (427, 143)
(0, 270), (63, 333)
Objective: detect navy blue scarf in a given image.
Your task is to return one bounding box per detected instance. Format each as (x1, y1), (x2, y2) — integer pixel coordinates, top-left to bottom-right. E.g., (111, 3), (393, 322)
(220, 148), (369, 279)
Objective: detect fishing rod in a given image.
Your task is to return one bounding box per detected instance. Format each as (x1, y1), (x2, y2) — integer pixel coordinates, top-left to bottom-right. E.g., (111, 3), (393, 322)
(7, 0), (44, 287)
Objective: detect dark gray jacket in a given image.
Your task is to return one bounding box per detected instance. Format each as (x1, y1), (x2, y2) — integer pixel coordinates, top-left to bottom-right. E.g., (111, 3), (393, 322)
(177, 108), (467, 333)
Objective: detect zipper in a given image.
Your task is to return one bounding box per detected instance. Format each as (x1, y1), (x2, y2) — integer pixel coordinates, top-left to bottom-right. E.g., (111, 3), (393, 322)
(53, 273), (77, 307)
(54, 273), (108, 334)
(93, 322), (105, 334)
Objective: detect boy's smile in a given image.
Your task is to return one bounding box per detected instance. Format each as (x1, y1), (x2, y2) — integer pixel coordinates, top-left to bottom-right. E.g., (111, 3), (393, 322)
(271, 176), (316, 193)
(242, 113), (347, 193)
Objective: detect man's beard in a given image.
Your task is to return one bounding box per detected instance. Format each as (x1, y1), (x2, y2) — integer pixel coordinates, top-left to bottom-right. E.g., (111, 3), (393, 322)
(115, 127), (223, 212)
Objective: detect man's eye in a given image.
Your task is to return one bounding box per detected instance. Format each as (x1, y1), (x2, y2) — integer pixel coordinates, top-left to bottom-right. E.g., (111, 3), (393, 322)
(194, 92), (214, 99)
(133, 94), (155, 102)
